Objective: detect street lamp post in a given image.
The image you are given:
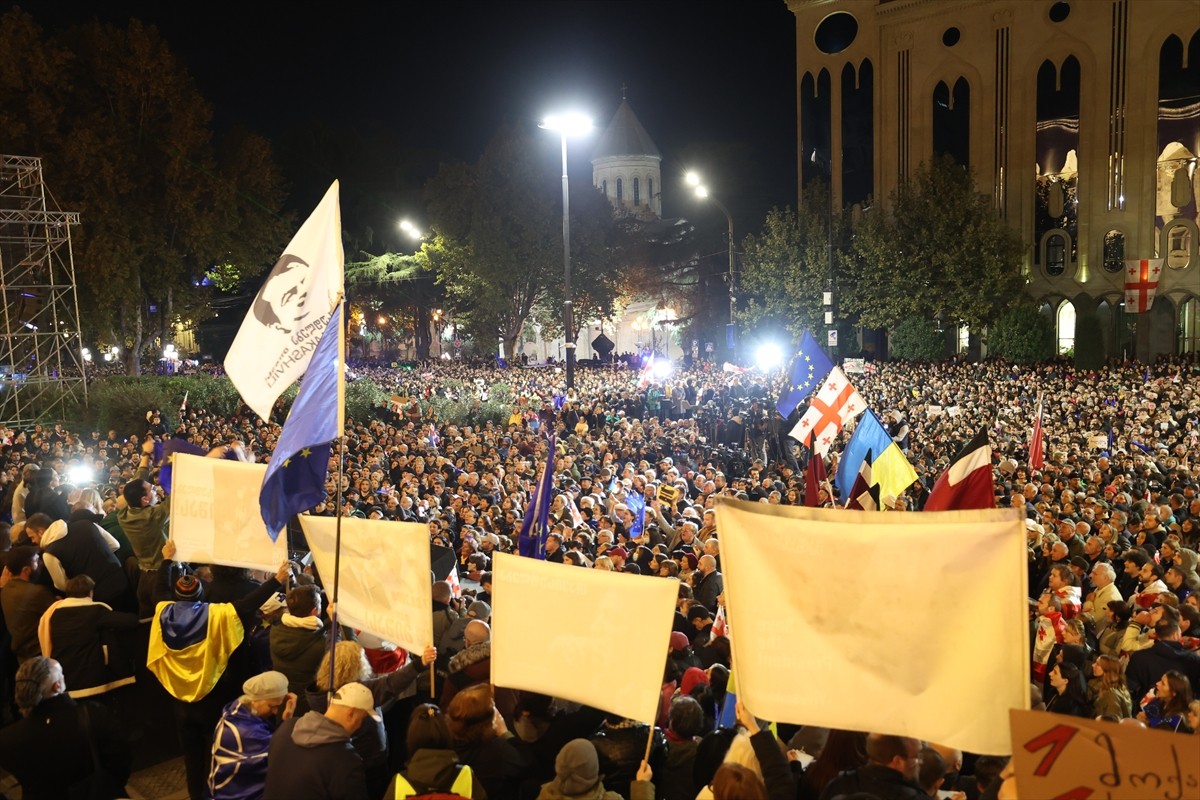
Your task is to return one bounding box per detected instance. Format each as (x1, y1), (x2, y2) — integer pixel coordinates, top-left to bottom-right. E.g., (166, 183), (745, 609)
(540, 112), (592, 392)
(686, 172), (737, 352)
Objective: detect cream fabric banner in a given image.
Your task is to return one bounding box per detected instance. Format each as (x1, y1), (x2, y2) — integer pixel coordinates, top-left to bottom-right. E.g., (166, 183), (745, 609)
(491, 553), (677, 725)
(300, 516), (432, 653)
(715, 498), (1028, 755)
(168, 454), (289, 572)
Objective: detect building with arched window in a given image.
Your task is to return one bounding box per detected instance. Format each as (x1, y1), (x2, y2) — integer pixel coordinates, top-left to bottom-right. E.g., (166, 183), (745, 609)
(592, 96), (663, 218)
(787, 0), (1199, 358)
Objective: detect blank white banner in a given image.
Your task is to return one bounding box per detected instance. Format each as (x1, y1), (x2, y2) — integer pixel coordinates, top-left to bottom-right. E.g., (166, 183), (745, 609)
(715, 498), (1028, 755)
(300, 516), (432, 654)
(491, 553), (677, 725)
(169, 454), (289, 572)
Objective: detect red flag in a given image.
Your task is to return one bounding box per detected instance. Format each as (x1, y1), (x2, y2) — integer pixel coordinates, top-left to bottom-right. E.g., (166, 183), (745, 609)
(925, 430), (996, 511)
(804, 455), (827, 507)
(1029, 394), (1045, 470)
(1123, 258), (1163, 313)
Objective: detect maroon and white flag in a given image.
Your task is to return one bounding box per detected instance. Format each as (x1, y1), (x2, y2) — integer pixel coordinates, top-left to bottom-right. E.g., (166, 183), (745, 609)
(925, 430), (995, 511)
(789, 367), (866, 457)
(1124, 258), (1164, 313)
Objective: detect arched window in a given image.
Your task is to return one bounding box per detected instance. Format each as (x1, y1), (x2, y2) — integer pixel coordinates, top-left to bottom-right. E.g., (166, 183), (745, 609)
(648, 177), (654, 207)
(1046, 233), (1067, 276)
(1181, 297), (1200, 354)
(602, 179), (608, 198)
(1166, 223), (1193, 269)
(633, 177), (640, 206)
(1057, 300), (1076, 354)
(616, 178), (623, 204)
(1103, 230), (1125, 272)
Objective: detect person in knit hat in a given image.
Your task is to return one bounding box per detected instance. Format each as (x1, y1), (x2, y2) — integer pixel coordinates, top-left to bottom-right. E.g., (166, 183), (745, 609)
(536, 738), (654, 800)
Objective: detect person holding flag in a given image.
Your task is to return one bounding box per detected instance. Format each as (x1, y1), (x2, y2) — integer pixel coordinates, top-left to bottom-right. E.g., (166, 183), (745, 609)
(924, 430), (996, 511)
(518, 434), (557, 558)
(1029, 393), (1045, 470)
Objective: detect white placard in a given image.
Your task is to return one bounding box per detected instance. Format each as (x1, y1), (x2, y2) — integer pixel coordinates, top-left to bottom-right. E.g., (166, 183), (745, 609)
(715, 498), (1028, 755)
(491, 553), (677, 725)
(169, 454), (289, 571)
(300, 516), (432, 653)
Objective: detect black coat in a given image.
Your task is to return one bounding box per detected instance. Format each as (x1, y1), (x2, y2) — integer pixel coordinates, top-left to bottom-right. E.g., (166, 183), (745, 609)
(589, 722), (667, 800)
(0, 693), (132, 800)
(42, 599), (138, 697)
(1126, 640), (1200, 709)
(820, 764), (927, 800)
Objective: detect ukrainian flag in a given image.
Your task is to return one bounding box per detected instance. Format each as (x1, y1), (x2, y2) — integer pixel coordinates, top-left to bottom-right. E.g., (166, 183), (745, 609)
(147, 601), (244, 702)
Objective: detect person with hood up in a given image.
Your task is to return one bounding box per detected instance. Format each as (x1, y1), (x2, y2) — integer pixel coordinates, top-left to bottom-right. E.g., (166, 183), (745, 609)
(263, 681), (374, 800)
(536, 739), (654, 800)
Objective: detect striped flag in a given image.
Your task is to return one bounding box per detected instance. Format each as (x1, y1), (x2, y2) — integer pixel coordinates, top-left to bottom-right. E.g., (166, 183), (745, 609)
(1029, 394), (1045, 470)
(925, 430), (996, 511)
(844, 451), (879, 511)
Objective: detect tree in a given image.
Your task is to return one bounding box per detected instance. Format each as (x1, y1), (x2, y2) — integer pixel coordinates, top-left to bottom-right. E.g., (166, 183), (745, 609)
(737, 183), (843, 342)
(843, 156), (1025, 331)
(0, 11), (290, 374)
(424, 123), (622, 360)
(345, 237), (450, 361)
(988, 305), (1055, 363)
(888, 317), (948, 361)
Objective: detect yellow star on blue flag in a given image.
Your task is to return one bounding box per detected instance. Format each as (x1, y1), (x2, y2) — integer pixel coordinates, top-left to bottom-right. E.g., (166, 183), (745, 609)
(776, 330), (834, 417)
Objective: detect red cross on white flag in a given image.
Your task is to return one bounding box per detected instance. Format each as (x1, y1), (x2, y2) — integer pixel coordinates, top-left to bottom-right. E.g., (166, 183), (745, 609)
(788, 366), (867, 457)
(1123, 258), (1164, 314)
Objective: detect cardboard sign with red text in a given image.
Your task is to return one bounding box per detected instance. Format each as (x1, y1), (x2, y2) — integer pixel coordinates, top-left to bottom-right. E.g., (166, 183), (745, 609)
(1010, 709), (1199, 800)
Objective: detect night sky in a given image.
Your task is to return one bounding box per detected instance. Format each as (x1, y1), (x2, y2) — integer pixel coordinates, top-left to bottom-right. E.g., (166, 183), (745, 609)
(15, 1), (799, 236)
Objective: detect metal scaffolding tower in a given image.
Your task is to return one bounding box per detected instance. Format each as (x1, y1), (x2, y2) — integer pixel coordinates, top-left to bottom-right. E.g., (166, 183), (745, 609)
(0, 155), (87, 428)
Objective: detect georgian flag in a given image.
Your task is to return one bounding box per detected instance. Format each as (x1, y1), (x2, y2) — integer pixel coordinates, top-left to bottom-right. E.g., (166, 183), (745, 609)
(925, 430), (996, 511)
(788, 367), (866, 457)
(1123, 258), (1164, 313)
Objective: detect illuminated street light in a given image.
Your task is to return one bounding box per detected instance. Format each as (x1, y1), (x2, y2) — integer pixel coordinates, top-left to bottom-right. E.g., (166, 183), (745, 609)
(540, 110), (593, 390)
(399, 219), (423, 239)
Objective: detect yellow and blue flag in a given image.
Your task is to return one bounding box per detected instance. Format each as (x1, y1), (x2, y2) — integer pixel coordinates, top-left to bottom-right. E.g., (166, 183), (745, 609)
(835, 409), (918, 502)
(776, 330), (834, 417)
(147, 601), (244, 702)
(259, 304), (344, 540)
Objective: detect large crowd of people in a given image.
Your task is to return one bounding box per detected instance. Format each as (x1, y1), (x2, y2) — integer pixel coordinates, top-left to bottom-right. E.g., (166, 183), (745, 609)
(0, 353), (1198, 800)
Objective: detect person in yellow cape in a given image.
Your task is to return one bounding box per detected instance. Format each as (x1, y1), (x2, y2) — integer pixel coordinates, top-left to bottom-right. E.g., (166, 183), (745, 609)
(148, 538), (291, 800)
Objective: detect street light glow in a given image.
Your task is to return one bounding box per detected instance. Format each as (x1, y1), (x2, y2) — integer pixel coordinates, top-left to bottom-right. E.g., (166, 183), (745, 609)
(399, 219), (423, 239)
(540, 112), (592, 137)
(686, 171), (701, 187)
(694, 186), (709, 198)
(755, 342), (784, 372)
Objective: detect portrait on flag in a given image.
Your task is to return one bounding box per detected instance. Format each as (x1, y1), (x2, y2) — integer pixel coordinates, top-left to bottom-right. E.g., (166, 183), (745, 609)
(168, 454), (289, 572)
(301, 516), (432, 653)
(491, 553), (677, 725)
(225, 181), (345, 421)
(715, 498), (1028, 754)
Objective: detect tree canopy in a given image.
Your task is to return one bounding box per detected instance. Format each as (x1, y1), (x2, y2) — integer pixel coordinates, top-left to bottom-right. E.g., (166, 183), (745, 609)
(842, 156), (1025, 331)
(423, 122), (623, 361)
(0, 10), (291, 373)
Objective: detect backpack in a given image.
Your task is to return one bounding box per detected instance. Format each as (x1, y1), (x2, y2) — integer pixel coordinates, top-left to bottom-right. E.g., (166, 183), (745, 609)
(391, 764), (474, 799)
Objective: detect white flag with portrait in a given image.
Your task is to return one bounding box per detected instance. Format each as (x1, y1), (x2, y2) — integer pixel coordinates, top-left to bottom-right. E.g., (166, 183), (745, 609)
(491, 553), (677, 725)
(226, 181), (344, 421)
(715, 498), (1028, 755)
(301, 516), (432, 653)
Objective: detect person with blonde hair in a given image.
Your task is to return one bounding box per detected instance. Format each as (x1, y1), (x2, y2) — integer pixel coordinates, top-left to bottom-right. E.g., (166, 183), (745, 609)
(304, 640), (436, 798)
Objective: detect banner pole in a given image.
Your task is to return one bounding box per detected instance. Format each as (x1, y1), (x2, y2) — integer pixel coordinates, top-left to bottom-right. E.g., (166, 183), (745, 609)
(327, 295), (347, 699)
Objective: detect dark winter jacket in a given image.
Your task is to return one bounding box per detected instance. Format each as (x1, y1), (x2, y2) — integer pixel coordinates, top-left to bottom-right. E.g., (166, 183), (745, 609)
(386, 747), (488, 798)
(263, 711), (367, 800)
(589, 721), (667, 800)
(270, 616), (329, 699)
(819, 764), (927, 800)
(40, 518), (128, 606)
(40, 597), (138, 698)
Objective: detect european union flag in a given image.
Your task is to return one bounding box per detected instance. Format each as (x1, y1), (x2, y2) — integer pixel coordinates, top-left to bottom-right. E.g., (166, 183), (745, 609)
(260, 305), (344, 541)
(626, 489), (646, 538)
(776, 330), (834, 417)
(518, 434), (556, 558)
